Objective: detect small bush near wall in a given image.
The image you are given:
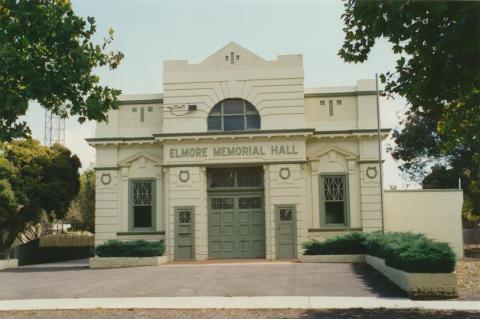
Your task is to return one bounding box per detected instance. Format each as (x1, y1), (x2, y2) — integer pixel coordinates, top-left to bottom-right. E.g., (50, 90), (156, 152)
(95, 240), (165, 257)
(303, 232), (367, 255)
(302, 232), (456, 273)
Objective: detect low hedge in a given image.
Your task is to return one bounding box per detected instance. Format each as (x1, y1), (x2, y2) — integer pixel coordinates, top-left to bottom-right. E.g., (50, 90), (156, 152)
(95, 240), (165, 257)
(303, 232), (367, 255)
(302, 232), (456, 273)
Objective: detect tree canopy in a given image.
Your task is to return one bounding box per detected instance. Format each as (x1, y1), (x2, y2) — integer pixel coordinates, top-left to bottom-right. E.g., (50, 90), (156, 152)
(339, 0), (480, 218)
(0, 0), (124, 141)
(0, 139), (81, 250)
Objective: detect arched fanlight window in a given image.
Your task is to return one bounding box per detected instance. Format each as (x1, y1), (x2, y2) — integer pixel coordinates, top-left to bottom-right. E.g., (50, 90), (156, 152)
(207, 99), (261, 131)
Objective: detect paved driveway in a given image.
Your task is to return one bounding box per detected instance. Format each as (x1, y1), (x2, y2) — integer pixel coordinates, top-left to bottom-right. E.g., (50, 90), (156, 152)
(0, 261), (403, 300)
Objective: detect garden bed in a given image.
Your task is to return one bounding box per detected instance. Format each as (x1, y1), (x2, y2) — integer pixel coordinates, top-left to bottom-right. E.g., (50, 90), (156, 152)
(365, 255), (457, 298)
(90, 240), (166, 269)
(301, 232), (458, 298)
(90, 255), (168, 269)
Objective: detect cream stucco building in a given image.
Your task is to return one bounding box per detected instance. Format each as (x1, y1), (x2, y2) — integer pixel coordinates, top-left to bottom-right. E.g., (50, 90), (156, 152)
(87, 43), (464, 260)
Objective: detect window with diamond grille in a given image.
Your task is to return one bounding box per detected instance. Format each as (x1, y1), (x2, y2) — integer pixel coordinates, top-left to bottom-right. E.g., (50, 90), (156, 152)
(179, 211), (191, 224)
(238, 197), (262, 209)
(320, 175), (348, 226)
(211, 197), (234, 209)
(280, 208), (292, 221)
(130, 180), (155, 229)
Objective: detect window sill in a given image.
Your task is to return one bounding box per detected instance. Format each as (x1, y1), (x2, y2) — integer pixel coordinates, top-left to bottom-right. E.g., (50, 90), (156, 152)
(308, 227), (362, 233)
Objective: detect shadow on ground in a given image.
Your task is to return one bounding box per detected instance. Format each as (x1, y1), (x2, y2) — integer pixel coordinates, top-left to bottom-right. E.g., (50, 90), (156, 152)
(0, 266), (88, 273)
(350, 263), (406, 298)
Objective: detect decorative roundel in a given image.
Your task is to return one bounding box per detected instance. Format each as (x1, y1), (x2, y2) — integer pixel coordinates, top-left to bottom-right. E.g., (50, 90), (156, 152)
(100, 173), (112, 185)
(279, 167), (291, 180)
(366, 166), (378, 179)
(178, 170), (190, 183)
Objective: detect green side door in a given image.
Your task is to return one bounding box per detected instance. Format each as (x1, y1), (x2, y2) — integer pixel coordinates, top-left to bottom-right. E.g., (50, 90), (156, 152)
(175, 207), (195, 260)
(276, 205), (296, 259)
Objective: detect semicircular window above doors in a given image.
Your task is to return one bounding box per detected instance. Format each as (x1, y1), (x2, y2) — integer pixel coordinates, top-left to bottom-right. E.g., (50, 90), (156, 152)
(207, 99), (261, 131)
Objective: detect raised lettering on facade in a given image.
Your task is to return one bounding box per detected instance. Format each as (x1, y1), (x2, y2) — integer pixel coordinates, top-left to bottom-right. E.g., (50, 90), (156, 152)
(168, 144), (299, 159)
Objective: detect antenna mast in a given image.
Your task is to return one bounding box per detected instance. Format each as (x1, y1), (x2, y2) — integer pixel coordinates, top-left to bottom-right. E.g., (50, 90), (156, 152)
(44, 109), (65, 146)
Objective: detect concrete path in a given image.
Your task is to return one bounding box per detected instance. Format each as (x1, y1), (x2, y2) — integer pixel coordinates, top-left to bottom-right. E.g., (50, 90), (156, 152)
(0, 296), (479, 311)
(0, 262), (404, 300)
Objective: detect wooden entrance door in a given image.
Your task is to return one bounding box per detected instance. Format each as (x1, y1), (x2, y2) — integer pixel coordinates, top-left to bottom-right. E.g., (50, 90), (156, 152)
(208, 193), (265, 258)
(276, 205), (296, 259)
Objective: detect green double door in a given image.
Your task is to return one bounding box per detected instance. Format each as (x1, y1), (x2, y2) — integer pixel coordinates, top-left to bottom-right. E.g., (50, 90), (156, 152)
(208, 193), (265, 259)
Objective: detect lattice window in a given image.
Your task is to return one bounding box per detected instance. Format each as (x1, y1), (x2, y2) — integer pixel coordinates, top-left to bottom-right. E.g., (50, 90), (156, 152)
(179, 211), (191, 224)
(211, 198), (234, 210)
(322, 175), (347, 226)
(131, 180), (154, 229)
(279, 208), (292, 221)
(133, 181), (153, 206)
(324, 176), (344, 201)
(238, 197), (262, 209)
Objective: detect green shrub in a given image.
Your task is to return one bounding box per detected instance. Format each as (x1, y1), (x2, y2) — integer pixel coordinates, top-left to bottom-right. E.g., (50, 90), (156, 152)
(386, 240), (456, 273)
(302, 232), (366, 255)
(95, 240), (165, 257)
(364, 232), (426, 260)
(302, 232), (456, 273)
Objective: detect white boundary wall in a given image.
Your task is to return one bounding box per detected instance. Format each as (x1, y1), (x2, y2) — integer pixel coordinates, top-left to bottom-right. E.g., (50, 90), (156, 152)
(365, 255), (457, 298)
(90, 256), (168, 269)
(384, 190), (463, 257)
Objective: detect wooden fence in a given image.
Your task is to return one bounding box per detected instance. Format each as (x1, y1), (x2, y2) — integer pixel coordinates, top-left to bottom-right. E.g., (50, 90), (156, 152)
(463, 228), (480, 249)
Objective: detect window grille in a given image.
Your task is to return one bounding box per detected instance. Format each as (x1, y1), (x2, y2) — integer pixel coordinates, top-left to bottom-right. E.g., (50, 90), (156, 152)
(179, 210), (191, 224)
(131, 180), (154, 229)
(280, 208), (292, 221)
(239, 197), (262, 209)
(321, 175), (348, 226)
(211, 198), (234, 210)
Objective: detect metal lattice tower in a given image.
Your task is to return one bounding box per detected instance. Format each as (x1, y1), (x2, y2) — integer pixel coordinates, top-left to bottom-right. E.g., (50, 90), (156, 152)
(44, 109), (65, 147)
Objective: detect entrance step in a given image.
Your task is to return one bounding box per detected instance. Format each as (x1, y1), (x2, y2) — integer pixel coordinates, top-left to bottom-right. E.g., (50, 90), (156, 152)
(165, 258), (300, 266)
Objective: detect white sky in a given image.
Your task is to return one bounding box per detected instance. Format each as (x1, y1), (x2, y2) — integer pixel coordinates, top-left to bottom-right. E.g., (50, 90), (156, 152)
(22, 0), (418, 189)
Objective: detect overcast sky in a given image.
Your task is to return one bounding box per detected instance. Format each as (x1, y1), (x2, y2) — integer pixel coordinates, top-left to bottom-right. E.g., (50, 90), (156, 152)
(22, 0), (417, 188)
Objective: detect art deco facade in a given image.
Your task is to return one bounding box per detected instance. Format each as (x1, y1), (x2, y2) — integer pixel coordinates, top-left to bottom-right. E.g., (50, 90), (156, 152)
(87, 42), (399, 260)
